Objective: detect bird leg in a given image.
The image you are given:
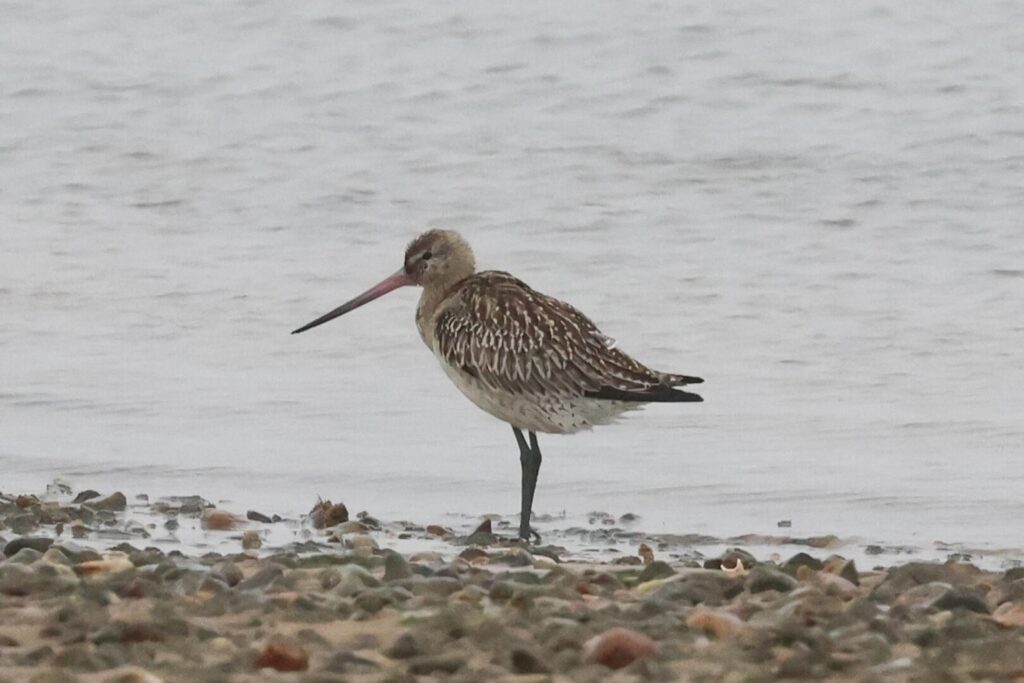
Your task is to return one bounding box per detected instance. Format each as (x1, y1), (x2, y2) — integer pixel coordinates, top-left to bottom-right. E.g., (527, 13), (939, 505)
(512, 426), (542, 543)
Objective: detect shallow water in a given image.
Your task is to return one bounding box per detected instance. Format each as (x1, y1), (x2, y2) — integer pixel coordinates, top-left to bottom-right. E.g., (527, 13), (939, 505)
(2, 2), (1023, 559)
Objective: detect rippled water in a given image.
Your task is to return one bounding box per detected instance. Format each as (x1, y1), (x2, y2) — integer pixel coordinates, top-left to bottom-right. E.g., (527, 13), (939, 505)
(3, 2), (1023, 559)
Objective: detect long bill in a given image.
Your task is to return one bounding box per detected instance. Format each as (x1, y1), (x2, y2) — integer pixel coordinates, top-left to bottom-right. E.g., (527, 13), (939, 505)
(291, 268), (413, 334)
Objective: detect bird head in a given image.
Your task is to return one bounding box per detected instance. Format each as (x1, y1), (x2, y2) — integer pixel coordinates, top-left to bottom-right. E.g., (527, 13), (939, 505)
(291, 229), (475, 334)
(402, 229), (475, 288)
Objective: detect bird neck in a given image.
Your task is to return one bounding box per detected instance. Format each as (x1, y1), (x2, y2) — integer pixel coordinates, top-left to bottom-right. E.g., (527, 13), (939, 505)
(415, 274), (470, 347)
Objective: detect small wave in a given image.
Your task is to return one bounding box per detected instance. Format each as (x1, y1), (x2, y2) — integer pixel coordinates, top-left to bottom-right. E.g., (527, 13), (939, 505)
(132, 199), (184, 209)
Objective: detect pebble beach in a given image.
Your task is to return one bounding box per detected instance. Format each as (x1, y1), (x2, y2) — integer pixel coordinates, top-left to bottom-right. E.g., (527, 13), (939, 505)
(5, 4), (1024, 682)
(2, 487), (1023, 682)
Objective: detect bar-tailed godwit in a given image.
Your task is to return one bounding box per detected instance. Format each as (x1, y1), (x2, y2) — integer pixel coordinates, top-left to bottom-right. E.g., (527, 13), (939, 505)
(293, 230), (703, 540)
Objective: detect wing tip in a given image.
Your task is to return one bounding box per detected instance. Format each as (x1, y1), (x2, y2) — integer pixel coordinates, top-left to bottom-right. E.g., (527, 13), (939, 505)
(587, 386), (704, 403)
(666, 373), (704, 385)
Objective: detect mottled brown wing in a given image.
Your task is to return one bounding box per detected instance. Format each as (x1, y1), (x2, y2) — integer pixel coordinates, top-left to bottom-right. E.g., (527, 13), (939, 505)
(433, 271), (680, 399)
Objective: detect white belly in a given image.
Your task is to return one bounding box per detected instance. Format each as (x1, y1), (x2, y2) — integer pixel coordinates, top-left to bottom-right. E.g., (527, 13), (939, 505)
(435, 355), (640, 434)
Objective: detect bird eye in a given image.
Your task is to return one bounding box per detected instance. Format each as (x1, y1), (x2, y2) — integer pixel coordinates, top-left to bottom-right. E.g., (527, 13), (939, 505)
(422, 251), (432, 261)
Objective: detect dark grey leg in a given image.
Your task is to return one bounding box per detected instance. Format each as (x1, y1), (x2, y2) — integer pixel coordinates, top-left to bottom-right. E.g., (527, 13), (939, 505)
(512, 426), (542, 542)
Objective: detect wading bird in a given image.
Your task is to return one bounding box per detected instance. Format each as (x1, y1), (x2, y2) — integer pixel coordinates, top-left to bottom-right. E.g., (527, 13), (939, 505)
(292, 230), (703, 540)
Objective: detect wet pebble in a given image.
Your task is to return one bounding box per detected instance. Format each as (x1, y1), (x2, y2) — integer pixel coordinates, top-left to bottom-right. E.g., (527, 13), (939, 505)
(103, 667), (164, 683)
(585, 627), (658, 670)
(255, 635), (309, 672)
(310, 499), (349, 529)
(384, 550), (413, 581)
(687, 607), (747, 638)
(27, 671), (80, 683)
(816, 571), (859, 600)
(201, 508), (241, 530)
(75, 554), (134, 576)
(88, 491), (127, 511)
(241, 530), (262, 550)
(3, 536), (54, 557)
(385, 632), (421, 659)
(823, 555), (860, 585)
(934, 586), (990, 614)
(992, 600), (1024, 627)
(323, 650), (379, 674)
(638, 560), (676, 582)
(8, 511), (40, 534)
(650, 571), (738, 606)
(9, 546), (44, 564)
(407, 654), (466, 675)
(72, 490), (101, 504)
(510, 647), (552, 674)
(4, 487), (1024, 682)
(746, 565), (799, 593)
(246, 510), (273, 523)
(236, 565), (284, 591)
(783, 551), (824, 574)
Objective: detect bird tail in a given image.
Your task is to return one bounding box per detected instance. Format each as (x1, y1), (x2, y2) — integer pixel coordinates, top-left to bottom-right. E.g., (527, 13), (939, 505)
(587, 385), (703, 403)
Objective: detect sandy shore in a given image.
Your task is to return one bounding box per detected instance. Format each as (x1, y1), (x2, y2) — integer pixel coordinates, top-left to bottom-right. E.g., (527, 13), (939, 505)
(1, 488), (1023, 682)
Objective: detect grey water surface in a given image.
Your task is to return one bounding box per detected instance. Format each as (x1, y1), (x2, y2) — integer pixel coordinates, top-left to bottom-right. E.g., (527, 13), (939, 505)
(2, 2), (1023, 556)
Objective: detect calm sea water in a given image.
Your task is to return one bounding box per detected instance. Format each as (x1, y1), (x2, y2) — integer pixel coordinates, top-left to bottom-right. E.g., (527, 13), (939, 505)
(2, 2), (1022, 557)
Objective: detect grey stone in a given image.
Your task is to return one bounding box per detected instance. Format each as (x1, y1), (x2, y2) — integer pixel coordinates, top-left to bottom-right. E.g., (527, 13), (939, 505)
(746, 565), (798, 593)
(873, 562), (980, 602)
(323, 650), (380, 674)
(384, 550), (413, 581)
(385, 632), (421, 660)
(783, 552), (824, 574)
(334, 520), (369, 534)
(88, 492), (127, 511)
(651, 572), (740, 606)
(16, 645), (54, 666)
(7, 512), (39, 534)
(247, 510), (273, 523)
(355, 587), (407, 613)
(53, 643), (112, 672)
(489, 581), (515, 603)
(1005, 567), (1024, 582)
(3, 537), (53, 557)
(215, 561), (244, 587)
(465, 531), (497, 546)
(72, 490), (101, 504)
(235, 565), (284, 591)
(934, 587), (990, 614)
(402, 576), (462, 597)
(27, 671), (80, 683)
(823, 555), (860, 585)
(490, 549), (533, 567)
(408, 655), (466, 675)
(638, 560), (676, 582)
(510, 648), (552, 674)
(8, 547), (44, 564)
(51, 543), (101, 563)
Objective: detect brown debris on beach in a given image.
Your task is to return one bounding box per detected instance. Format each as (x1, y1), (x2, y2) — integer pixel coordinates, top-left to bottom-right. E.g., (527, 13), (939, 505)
(1, 488), (1023, 682)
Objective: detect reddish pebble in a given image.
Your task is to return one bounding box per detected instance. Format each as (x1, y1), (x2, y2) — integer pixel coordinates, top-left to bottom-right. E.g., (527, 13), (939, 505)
(585, 627), (658, 670)
(309, 498), (349, 528)
(202, 508), (240, 531)
(15, 495), (37, 509)
(255, 635), (309, 672)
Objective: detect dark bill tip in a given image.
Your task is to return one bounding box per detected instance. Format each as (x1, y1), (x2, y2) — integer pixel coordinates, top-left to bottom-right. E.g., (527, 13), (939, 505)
(291, 268), (412, 335)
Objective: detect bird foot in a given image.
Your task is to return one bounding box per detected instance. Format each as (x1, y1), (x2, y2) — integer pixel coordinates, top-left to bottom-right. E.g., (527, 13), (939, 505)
(515, 527), (542, 546)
